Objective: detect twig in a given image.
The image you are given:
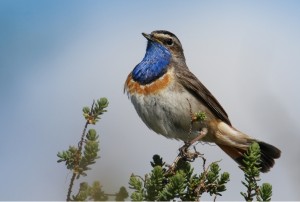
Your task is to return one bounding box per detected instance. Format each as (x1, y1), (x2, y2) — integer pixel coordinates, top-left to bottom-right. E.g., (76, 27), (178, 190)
(200, 153), (207, 172)
(187, 98), (193, 138)
(213, 194), (217, 202)
(131, 174), (146, 183)
(194, 160), (222, 199)
(66, 101), (95, 201)
(66, 172), (77, 201)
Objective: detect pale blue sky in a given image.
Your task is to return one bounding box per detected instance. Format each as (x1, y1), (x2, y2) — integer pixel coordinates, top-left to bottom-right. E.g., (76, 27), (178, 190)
(1, 0), (300, 200)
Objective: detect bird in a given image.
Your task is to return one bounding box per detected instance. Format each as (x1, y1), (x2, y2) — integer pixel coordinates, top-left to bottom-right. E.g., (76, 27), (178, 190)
(124, 30), (281, 172)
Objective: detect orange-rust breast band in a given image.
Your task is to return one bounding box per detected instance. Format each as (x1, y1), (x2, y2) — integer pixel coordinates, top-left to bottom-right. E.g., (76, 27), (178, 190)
(125, 72), (172, 95)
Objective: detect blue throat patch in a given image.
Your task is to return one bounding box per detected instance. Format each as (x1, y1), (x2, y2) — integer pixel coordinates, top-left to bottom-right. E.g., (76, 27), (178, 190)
(132, 41), (171, 85)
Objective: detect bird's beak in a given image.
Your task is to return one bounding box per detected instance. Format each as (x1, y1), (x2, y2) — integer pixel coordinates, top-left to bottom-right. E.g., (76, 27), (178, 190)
(142, 32), (152, 41)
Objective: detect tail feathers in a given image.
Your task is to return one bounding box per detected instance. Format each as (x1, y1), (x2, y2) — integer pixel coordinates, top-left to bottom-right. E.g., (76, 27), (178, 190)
(216, 122), (281, 172)
(218, 141), (281, 173)
(257, 141), (281, 172)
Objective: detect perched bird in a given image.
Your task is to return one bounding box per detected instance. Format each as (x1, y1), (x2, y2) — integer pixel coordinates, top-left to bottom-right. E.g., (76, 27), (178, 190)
(124, 30), (281, 172)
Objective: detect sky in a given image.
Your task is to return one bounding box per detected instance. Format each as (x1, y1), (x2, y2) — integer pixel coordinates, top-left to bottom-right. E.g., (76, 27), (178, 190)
(1, 0), (300, 200)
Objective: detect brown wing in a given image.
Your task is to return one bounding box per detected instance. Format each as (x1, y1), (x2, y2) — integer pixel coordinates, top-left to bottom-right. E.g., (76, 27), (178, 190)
(176, 68), (231, 126)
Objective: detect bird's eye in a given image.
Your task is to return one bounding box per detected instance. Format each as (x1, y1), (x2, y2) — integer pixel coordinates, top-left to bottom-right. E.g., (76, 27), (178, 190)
(165, 38), (173, 46)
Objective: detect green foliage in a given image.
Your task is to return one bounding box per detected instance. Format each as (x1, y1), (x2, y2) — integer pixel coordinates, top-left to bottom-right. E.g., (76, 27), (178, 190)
(77, 129), (100, 178)
(158, 170), (187, 200)
(129, 155), (230, 201)
(58, 97), (276, 201)
(240, 142), (273, 201)
(193, 111), (207, 122)
(115, 186), (129, 201)
(88, 181), (109, 201)
(83, 98), (108, 124)
(57, 98), (128, 201)
(146, 166), (165, 200)
(57, 146), (78, 170)
(204, 163), (230, 197)
(72, 181), (108, 201)
(72, 182), (90, 201)
(129, 174), (144, 201)
(57, 129), (99, 178)
(71, 181), (128, 201)
(259, 183), (272, 201)
(150, 154), (165, 168)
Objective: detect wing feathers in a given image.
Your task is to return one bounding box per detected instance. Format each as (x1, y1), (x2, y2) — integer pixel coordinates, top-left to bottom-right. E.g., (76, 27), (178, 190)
(175, 68), (231, 125)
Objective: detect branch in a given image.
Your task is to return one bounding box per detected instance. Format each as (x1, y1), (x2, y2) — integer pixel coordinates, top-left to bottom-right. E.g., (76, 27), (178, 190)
(66, 101), (96, 201)
(57, 98), (109, 201)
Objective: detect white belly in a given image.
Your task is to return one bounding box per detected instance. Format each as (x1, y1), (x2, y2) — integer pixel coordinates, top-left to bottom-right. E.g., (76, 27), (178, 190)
(129, 84), (211, 142)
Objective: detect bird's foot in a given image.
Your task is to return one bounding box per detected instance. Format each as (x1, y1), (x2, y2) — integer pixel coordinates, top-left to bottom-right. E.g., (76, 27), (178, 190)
(180, 127), (208, 161)
(179, 143), (200, 162)
(166, 128), (208, 175)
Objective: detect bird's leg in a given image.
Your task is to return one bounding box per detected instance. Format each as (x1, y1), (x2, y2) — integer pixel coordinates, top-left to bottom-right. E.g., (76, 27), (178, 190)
(186, 98), (208, 147)
(166, 128), (208, 175)
(189, 127), (208, 145)
(179, 127), (208, 161)
(166, 101), (208, 174)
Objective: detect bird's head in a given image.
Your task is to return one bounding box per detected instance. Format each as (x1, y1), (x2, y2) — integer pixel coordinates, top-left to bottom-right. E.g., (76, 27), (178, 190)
(131, 30), (185, 85)
(142, 30), (185, 60)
